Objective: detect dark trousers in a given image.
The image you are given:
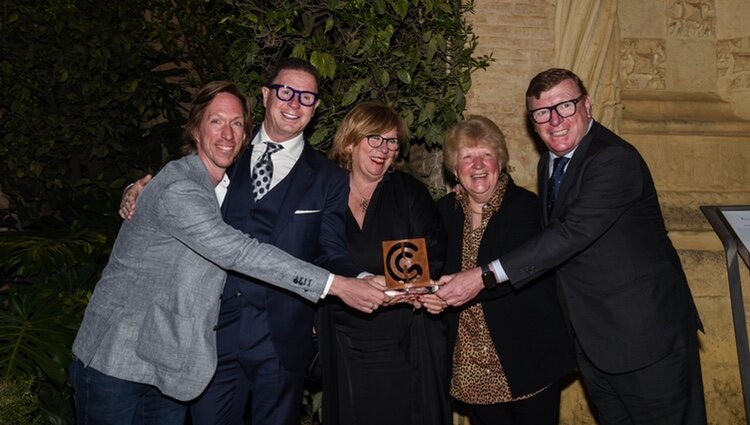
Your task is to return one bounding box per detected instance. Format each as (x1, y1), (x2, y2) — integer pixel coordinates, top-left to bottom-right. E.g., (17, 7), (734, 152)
(465, 380), (562, 425)
(190, 292), (305, 425)
(576, 331), (707, 425)
(70, 357), (187, 425)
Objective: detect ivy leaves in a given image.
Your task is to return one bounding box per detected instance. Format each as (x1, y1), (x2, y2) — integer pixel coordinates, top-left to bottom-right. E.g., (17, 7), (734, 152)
(223, 0), (492, 150)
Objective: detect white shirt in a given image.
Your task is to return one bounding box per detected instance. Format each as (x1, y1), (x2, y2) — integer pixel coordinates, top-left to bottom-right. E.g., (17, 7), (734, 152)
(250, 124), (305, 196)
(215, 174), (230, 206)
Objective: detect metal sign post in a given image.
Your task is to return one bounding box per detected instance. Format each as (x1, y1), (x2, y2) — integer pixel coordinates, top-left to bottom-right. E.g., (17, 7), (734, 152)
(702, 205), (750, 425)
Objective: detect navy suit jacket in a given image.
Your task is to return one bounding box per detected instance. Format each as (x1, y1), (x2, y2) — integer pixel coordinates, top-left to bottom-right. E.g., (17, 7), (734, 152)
(222, 138), (360, 371)
(500, 121), (701, 374)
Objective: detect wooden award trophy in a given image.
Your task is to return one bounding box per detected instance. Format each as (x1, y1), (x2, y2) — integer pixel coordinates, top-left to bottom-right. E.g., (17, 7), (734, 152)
(381, 238), (435, 294)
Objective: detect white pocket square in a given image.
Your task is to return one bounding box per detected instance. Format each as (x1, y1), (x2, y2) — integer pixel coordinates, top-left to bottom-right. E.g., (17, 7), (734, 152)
(294, 209), (320, 214)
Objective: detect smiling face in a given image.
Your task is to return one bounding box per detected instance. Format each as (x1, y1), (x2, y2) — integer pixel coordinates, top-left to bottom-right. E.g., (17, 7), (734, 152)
(455, 142), (502, 204)
(350, 128), (398, 182)
(527, 78), (592, 156)
(261, 69), (320, 142)
(194, 92), (246, 182)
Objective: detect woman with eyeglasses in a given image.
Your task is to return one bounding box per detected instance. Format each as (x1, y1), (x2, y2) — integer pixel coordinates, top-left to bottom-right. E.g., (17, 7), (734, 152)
(317, 101), (451, 425)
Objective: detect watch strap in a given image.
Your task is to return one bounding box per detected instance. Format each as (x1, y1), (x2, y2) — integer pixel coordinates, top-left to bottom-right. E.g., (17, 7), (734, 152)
(481, 264), (497, 289)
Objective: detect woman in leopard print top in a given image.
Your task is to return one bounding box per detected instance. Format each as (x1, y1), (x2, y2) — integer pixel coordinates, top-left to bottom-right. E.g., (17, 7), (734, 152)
(422, 115), (575, 425)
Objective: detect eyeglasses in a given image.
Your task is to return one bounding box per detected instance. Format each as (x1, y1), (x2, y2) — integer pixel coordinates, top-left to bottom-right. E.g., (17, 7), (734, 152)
(266, 84), (319, 107)
(528, 94), (586, 124)
(366, 134), (399, 151)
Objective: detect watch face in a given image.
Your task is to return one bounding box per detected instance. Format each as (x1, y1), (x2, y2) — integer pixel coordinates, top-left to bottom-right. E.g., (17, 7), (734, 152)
(482, 271), (496, 288)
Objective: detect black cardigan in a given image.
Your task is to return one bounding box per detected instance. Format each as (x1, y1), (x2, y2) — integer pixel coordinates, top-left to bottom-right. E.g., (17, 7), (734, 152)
(437, 178), (575, 398)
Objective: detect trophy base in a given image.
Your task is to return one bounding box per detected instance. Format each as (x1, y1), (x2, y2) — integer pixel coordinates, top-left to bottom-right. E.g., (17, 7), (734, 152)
(385, 284), (438, 296)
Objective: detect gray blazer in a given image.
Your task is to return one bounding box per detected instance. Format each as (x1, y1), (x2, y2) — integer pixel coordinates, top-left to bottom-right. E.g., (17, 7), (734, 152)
(72, 154), (330, 401)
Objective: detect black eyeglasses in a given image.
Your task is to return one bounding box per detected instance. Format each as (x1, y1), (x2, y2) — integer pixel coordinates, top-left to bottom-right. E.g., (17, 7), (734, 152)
(528, 94), (586, 124)
(366, 134), (399, 151)
(266, 84), (319, 107)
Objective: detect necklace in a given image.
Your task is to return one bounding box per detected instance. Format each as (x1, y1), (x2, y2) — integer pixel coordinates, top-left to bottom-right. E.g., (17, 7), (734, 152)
(351, 181), (372, 214)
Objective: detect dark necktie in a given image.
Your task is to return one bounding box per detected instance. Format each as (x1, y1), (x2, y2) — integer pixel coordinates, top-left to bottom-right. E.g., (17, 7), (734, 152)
(251, 142), (283, 201)
(547, 156), (569, 216)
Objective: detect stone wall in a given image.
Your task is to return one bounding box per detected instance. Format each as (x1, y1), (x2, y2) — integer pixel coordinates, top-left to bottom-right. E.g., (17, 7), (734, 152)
(463, 0), (750, 424)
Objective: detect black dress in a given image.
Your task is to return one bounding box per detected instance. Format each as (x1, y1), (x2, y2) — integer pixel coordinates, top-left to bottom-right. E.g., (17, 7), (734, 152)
(319, 171), (451, 425)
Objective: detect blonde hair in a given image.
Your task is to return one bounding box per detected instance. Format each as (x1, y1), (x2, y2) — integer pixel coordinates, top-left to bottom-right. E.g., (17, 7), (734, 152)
(443, 115), (509, 173)
(329, 101), (408, 171)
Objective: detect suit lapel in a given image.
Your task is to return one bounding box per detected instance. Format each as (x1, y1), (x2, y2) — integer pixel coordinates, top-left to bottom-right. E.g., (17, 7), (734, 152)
(269, 143), (315, 242)
(546, 121), (598, 220)
(538, 155), (551, 225)
(186, 154), (217, 193)
(222, 144), (256, 216)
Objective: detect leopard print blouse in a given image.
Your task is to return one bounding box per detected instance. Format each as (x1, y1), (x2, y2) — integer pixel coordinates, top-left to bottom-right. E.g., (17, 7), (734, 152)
(449, 173), (544, 404)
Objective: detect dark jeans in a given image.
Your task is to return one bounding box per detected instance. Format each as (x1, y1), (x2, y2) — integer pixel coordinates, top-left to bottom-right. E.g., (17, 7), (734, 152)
(70, 357), (187, 425)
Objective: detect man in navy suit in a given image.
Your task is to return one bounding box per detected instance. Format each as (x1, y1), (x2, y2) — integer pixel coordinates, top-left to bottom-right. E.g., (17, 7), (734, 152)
(191, 58), (368, 425)
(436, 68), (707, 425)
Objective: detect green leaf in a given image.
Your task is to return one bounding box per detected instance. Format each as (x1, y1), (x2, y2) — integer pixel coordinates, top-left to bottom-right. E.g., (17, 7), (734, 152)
(346, 39), (361, 56)
(292, 43), (307, 59)
(417, 101), (436, 123)
(388, 0), (410, 18)
(308, 127), (330, 146)
(92, 144), (109, 158)
(401, 110), (414, 128)
(396, 69), (411, 84)
(0, 290), (85, 386)
(29, 162), (43, 176)
(340, 78), (368, 106)
(374, 0), (387, 14)
(325, 17), (335, 33)
(426, 37), (438, 62)
(310, 51), (337, 79)
(376, 69), (390, 88)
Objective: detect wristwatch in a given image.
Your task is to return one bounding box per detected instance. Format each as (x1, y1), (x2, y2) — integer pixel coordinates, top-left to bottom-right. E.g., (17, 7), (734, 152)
(481, 264), (497, 290)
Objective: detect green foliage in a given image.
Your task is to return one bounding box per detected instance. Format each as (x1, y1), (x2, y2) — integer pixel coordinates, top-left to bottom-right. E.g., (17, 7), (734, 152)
(0, 219), (110, 424)
(0, 0), (192, 224)
(1, 0), (490, 221)
(222, 0), (492, 151)
(0, 376), (46, 425)
(0, 220), (109, 379)
(302, 388), (324, 424)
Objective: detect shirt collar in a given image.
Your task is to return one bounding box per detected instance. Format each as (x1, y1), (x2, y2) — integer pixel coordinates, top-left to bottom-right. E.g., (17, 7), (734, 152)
(254, 123), (305, 158)
(215, 173), (230, 206)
